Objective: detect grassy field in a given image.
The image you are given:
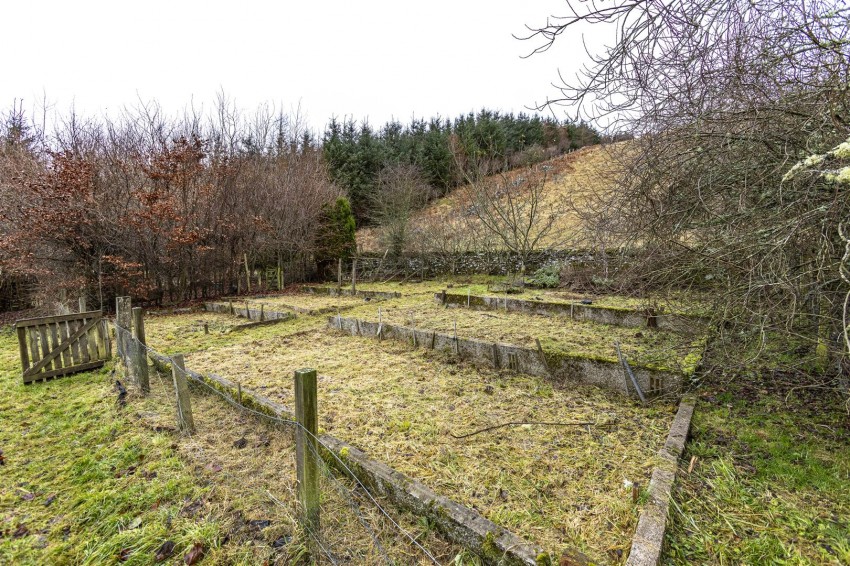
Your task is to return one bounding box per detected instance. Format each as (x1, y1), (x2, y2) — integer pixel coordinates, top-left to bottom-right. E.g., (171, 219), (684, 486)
(0, 328), (229, 565)
(342, 294), (693, 372)
(664, 334), (850, 565)
(0, 324), (462, 565)
(6, 275), (846, 565)
(138, 296), (678, 563)
(320, 277), (708, 315)
(245, 294), (369, 313)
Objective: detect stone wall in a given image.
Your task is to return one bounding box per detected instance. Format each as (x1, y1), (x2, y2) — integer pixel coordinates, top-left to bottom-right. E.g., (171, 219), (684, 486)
(350, 250), (595, 279)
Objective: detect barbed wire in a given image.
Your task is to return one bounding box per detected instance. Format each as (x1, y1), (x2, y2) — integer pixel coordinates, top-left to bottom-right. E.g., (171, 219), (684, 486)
(126, 325), (348, 565)
(114, 323), (440, 565)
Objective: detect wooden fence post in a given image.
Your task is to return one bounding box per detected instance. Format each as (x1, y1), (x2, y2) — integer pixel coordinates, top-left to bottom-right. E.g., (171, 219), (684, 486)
(351, 258), (357, 294)
(338, 258), (343, 290)
(79, 296), (87, 313)
(294, 367), (320, 533)
(132, 307), (150, 394)
(115, 296), (132, 364)
(171, 353), (195, 434)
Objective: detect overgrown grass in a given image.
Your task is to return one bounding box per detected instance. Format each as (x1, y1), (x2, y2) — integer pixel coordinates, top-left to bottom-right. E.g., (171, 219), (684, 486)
(0, 322), (463, 564)
(342, 294), (693, 371)
(323, 277), (707, 314)
(0, 328), (225, 565)
(144, 311), (326, 356)
(665, 337), (850, 565)
(162, 323), (677, 562)
(226, 294), (368, 313)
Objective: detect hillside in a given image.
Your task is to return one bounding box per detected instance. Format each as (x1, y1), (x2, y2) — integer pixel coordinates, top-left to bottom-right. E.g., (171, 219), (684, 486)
(356, 143), (627, 254)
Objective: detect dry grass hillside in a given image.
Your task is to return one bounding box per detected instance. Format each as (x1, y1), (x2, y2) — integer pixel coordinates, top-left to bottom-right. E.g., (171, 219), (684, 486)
(357, 143), (627, 254)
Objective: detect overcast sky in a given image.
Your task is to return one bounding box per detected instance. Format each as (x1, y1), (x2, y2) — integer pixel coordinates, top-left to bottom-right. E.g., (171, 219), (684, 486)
(2, 0), (599, 133)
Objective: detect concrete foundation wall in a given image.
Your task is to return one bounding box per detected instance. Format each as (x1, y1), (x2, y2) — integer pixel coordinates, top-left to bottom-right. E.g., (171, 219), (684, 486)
(146, 349), (584, 565)
(438, 292), (700, 332)
(205, 302), (294, 321)
(304, 286), (402, 300)
(626, 401), (695, 566)
(329, 316), (681, 398)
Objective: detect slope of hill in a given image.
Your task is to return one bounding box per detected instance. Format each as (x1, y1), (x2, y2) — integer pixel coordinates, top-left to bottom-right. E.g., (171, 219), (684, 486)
(356, 143), (626, 254)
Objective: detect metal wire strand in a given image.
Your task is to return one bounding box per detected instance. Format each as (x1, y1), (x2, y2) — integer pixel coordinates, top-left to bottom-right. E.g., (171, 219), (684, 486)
(114, 323), (439, 565)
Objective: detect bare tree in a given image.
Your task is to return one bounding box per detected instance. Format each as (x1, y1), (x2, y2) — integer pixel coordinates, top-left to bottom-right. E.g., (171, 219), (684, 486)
(520, 0), (850, 377)
(459, 163), (563, 272)
(370, 163), (432, 258)
(0, 96), (340, 309)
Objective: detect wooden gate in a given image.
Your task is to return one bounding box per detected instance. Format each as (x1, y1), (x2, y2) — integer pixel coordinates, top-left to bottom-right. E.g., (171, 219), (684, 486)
(16, 311), (111, 384)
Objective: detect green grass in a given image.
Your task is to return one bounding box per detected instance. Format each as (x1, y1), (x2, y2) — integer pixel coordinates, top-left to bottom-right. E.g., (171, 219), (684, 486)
(0, 328), (225, 565)
(144, 311), (326, 356)
(0, 321), (465, 565)
(328, 277), (708, 315)
(665, 352), (850, 564)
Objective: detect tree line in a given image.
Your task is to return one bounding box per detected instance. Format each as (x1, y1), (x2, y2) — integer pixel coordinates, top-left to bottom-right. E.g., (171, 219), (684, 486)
(0, 97), (351, 309)
(322, 109), (600, 222)
(0, 100), (600, 311)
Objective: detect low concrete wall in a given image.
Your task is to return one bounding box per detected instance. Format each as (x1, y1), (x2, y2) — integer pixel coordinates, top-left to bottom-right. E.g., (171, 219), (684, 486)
(146, 350), (585, 565)
(438, 292), (701, 332)
(329, 316), (682, 398)
(205, 302), (294, 322)
(626, 401), (695, 566)
(304, 286), (402, 300)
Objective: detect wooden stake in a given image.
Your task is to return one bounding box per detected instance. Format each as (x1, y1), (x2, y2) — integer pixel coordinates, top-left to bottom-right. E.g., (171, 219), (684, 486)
(260, 303), (265, 322)
(79, 296), (87, 313)
(535, 338), (552, 374)
(171, 354), (195, 434)
(351, 258), (358, 294)
(453, 319), (458, 354)
(132, 307), (149, 394)
(115, 296), (132, 363)
(688, 455), (697, 474)
(338, 258), (343, 290)
(294, 368), (320, 533)
(244, 253), (251, 294)
(101, 319), (112, 359)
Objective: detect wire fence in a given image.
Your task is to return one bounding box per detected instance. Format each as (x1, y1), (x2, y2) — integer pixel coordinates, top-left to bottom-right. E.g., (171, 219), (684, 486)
(113, 323), (453, 565)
